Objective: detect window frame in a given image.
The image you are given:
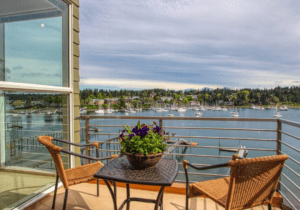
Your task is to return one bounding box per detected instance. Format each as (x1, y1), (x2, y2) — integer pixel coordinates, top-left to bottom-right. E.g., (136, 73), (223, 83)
(0, 0), (74, 168)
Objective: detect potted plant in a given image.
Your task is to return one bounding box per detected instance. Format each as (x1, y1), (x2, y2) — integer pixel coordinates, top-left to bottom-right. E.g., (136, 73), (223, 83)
(119, 121), (167, 169)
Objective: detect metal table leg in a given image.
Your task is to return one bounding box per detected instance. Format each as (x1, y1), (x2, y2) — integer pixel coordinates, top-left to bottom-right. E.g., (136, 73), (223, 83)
(104, 180), (117, 210)
(154, 186), (165, 210)
(126, 183), (130, 210)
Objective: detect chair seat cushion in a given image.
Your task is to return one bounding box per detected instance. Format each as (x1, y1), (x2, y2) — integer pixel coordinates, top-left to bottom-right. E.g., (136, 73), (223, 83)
(189, 177), (230, 207)
(65, 161), (104, 186)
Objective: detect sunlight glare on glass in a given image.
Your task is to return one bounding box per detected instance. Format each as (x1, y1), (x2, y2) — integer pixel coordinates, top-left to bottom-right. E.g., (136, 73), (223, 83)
(41, 23), (45, 27)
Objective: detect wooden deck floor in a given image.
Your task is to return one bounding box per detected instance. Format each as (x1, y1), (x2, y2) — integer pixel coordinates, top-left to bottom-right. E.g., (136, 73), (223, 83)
(29, 183), (281, 210)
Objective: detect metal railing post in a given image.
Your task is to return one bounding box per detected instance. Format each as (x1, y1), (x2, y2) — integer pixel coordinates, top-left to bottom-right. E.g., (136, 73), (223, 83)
(276, 119), (282, 191)
(276, 120), (282, 155)
(159, 119), (163, 128)
(85, 117), (90, 164)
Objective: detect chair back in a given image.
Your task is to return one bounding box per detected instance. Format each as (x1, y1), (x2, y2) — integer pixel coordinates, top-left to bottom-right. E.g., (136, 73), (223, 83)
(37, 136), (69, 189)
(226, 154), (288, 210)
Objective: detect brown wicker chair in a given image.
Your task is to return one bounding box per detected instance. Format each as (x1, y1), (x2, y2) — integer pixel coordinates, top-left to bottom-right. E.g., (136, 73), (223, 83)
(183, 154), (289, 210)
(37, 136), (118, 210)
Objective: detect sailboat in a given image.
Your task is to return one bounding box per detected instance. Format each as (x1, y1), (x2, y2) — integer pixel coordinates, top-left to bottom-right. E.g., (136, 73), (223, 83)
(195, 112), (202, 116)
(274, 107), (282, 118)
(95, 109), (104, 114)
(230, 102), (239, 117)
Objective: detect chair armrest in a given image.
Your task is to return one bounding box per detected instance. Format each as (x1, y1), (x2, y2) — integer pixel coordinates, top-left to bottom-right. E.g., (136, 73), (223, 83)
(61, 148), (117, 161)
(183, 160), (229, 171)
(53, 138), (100, 148)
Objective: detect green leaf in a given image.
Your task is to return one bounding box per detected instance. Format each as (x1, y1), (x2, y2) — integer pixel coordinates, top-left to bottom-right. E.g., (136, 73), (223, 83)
(137, 120), (141, 129)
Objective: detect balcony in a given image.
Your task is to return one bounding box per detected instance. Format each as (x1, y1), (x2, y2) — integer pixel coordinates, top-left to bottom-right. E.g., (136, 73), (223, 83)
(11, 115), (299, 210)
(29, 182), (282, 210)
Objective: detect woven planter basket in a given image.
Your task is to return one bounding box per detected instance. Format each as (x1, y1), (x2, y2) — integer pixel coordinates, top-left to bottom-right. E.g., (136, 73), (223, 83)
(124, 152), (163, 169)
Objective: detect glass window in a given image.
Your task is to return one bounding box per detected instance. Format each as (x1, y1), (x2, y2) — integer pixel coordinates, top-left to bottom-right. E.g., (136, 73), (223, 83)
(0, 0), (69, 87)
(0, 90), (70, 209)
(1, 91), (70, 170)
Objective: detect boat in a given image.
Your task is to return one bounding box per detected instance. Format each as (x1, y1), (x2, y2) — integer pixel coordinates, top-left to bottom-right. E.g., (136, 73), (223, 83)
(105, 109), (113, 114)
(125, 112), (129, 115)
(274, 110), (282, 118)
(215, 107), (222, 111)
(251, 105), (258, 109)
(177, 107), (187, 112)
(222, 107), (228, 111)
(195, 112), (202, 116)
(231, 112), (239, 117)
(95, 109), (104, 114)
(129, 109), (136, 113)
(199, 106), (206, 111)
(279, 105), (288, 111)
(155, 108), (164, 112)
(167, 114), (174, 117)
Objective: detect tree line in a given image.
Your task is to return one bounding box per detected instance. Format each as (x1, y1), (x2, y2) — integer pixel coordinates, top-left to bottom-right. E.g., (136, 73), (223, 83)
(80, 86), (300, 107)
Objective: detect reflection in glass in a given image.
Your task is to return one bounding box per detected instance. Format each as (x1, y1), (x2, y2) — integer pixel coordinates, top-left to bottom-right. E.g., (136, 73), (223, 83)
(1, 91), (70, 170)
(0, 0), (69, 87)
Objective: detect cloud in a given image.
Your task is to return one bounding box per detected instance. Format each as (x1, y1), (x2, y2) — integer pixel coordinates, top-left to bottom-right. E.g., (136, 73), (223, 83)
(80, 77), (220, 90)
(79, 0), (300, 90)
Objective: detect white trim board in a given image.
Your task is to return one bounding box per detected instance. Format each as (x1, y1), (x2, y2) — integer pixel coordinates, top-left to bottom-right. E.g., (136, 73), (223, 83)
(0, 81), (73, 93)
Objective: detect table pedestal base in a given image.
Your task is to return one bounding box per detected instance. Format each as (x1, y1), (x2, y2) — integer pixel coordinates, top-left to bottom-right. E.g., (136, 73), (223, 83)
(104, 181), (164, 210)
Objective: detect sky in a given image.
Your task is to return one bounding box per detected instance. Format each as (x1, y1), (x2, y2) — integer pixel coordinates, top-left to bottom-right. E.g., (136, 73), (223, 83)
(79, 0), (300, 91)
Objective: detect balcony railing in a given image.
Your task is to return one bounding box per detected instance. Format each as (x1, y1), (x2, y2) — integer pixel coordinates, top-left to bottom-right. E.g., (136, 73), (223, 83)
(78, 115), (300, 210)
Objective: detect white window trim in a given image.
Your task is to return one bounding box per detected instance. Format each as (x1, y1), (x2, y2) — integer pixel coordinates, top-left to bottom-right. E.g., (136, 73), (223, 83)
(0, 81), (72, 93)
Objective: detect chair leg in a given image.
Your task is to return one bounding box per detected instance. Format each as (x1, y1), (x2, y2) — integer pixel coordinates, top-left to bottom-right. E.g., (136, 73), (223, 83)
(114, 182), (117, 204)
(62, 189), (68, 210)
(97, 179), (99, 197)
(52, 174), (59, 209)
(268, 203), (272, 210)
(186, 193), (189, 210)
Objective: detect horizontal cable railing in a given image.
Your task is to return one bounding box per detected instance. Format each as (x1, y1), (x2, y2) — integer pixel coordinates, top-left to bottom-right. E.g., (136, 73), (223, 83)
(81, 116), (300, 209)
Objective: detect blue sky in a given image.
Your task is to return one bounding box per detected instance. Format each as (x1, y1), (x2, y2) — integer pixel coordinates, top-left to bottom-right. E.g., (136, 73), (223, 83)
(79, 0), (300, 90)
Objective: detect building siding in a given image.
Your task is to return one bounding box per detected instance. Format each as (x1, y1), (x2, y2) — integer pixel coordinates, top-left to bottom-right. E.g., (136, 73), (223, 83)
(71, 0), (81, 166)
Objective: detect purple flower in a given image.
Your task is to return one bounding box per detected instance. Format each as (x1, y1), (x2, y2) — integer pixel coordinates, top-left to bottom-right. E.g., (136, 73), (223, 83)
(153, 125), (162, 133)
(119, 133), (124, 138)
(129, 134), (135, 138)
(122, 130), (125, 133)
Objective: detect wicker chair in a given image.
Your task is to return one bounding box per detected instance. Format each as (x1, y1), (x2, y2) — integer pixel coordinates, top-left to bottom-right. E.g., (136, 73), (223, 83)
(183, 154), (289, 210)
(37, 136), (118, 210)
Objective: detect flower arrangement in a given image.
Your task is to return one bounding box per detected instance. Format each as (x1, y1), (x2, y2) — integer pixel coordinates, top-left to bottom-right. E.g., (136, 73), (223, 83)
(119, 121), (167, 156)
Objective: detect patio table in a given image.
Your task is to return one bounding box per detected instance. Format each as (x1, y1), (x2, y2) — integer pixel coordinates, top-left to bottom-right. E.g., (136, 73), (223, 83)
(94, 155), (178, 210)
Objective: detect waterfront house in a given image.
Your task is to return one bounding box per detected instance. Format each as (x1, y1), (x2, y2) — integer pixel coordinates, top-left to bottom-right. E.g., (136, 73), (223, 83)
(88, 98), (104, 106)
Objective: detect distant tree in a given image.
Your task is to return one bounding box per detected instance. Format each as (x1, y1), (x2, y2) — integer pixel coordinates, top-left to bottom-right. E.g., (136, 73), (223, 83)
(187, 95), (193, 101)
(97, 93), (103, 99)
(133, 99), (137, 108)
(273, 96), (279, 104)
(174, 94), (181, 100)
(183, 98), (189, 105)
(13, 100), (24, 107)
(119, 97), (126, 108)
